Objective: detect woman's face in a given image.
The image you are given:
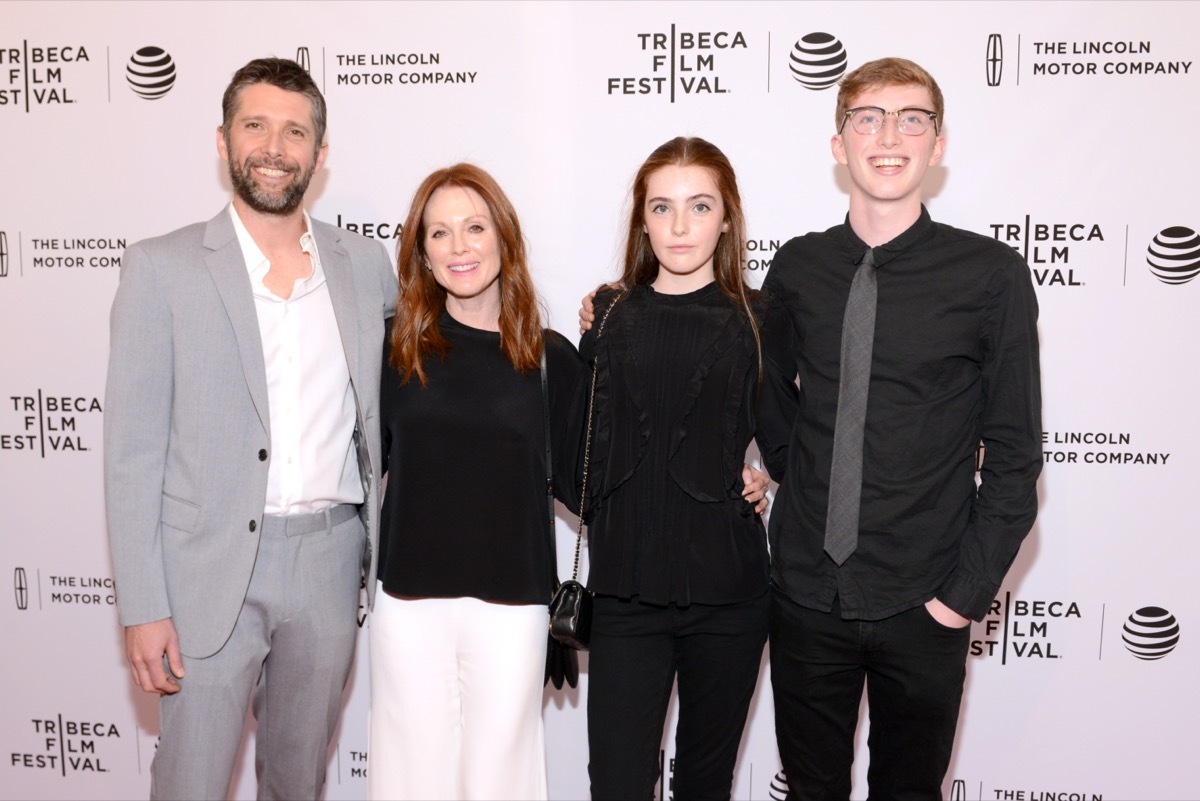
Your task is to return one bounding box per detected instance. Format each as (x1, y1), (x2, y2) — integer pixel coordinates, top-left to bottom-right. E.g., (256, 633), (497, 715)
(422, 185), (502, 311)
(642, 164), (728, 291)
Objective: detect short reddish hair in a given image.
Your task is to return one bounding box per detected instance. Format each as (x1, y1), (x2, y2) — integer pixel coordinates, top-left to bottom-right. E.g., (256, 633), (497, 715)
(835, 57), (944, 132)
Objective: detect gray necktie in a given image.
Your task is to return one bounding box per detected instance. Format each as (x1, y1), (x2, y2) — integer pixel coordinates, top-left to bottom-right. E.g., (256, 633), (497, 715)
(824, 247), (877, 565)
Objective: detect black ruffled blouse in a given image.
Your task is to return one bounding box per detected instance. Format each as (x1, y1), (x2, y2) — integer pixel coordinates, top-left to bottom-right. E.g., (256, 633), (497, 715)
(578, 282), (771, 606)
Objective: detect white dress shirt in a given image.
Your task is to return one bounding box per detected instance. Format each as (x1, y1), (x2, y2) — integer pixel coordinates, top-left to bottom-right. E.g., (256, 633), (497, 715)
(230, 204), (363, 515)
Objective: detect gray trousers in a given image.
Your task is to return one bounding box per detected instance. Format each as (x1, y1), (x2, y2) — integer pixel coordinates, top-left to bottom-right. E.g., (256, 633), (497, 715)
(151, 505), (365, 801)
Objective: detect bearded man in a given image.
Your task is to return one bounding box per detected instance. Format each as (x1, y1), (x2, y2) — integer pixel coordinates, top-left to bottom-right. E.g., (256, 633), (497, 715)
(104, 57), (397, 800)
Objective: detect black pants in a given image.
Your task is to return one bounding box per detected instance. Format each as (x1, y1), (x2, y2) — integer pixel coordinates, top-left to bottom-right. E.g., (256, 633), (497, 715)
(769, 590), (971, 801)
(587, 592), (769, 801)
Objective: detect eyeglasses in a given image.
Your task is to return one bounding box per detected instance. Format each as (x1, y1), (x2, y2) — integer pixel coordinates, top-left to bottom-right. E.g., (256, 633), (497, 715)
(840, 106), (939, 136)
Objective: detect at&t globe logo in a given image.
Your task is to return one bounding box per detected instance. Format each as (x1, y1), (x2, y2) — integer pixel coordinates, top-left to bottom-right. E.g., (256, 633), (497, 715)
(768, 769), (789, 801)
(126, 46), (177, 100)
(789, 33), (847, 90)
(1146, 226), (1200, 285)
(1122, 606), (1180, 660)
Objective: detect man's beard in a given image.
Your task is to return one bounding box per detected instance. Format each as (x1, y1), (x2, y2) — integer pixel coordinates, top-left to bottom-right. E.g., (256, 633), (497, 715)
(228, 154), (316, 216)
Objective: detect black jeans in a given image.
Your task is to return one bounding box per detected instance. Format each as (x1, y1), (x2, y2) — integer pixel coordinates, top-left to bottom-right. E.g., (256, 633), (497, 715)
(769, 590), (970, 801)
(587, 592), (769, 801)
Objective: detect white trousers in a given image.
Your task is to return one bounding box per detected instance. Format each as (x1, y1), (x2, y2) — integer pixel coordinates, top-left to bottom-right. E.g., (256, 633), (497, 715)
(368, 588), (549, 800)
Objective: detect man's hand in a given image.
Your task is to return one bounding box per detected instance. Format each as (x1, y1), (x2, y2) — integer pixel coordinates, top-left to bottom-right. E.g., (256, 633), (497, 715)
(925, 597), (971, 628)
(125, 618), (185, 694)
(578, 288), (599, 334)
(742, 464), (771, 515)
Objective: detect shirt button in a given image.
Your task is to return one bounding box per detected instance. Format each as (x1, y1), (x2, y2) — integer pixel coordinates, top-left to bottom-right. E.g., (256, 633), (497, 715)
(248, 520), (257, 532)
(258, 449), (268, 461)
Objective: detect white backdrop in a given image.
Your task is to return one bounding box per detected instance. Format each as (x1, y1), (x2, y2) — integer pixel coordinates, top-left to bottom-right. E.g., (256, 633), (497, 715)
(2, 2), (1198, 799)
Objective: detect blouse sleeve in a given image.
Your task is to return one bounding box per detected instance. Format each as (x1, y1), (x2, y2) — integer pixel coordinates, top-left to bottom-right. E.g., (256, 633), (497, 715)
(545, 329), (587, 516)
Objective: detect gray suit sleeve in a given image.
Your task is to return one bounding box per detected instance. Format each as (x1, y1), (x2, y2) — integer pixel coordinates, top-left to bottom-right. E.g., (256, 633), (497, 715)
(104, 241), (175, 627)
(376, 238), (398, 317)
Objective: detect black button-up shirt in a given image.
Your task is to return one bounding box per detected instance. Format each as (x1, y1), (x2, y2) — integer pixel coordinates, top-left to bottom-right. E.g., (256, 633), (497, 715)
(759, 207), (1042, 621)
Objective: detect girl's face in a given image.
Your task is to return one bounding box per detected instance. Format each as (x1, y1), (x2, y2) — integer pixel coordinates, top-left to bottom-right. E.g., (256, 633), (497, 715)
(642, 164), (728, 292)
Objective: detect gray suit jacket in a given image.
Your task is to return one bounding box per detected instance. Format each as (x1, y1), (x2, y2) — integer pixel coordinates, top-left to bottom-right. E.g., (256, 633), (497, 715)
(104, 208), (398, 658)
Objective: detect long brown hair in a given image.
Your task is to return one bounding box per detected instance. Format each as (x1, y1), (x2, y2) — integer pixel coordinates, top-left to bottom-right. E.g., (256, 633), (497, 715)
(619, 136), (761, 376)
(389, 164), (543, 385)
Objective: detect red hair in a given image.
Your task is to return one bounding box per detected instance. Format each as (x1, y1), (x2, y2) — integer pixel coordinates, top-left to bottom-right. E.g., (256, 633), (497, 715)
(835, 57), (944, 131)
(389, 164), (543, 385)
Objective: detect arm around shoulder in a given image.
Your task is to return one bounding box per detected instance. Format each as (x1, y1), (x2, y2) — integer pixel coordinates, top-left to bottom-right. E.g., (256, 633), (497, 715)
(754, 287), (799, 482)
(545, 330), (586, 515)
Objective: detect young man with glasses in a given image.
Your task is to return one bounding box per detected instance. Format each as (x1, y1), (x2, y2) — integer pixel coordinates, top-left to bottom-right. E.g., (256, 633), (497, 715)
(758, 57), (1043, 799)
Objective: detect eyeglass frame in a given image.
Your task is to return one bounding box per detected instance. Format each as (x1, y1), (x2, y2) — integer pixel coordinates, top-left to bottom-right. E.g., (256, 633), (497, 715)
(839, 106), (940, 136)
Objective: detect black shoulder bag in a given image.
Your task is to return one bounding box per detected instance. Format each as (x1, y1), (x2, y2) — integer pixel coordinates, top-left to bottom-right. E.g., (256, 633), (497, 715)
(547, 290), (625, 659)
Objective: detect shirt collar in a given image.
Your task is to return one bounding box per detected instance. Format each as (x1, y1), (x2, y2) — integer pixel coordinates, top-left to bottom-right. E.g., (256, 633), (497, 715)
(838, 205), (935, 270)
(228, 204), (323, 294)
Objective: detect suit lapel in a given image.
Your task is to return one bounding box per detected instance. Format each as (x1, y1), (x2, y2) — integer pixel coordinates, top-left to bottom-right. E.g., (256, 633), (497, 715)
(315, 221), (360, 389)
(313, 220), (372, 500)
(202, 210), (270, 436)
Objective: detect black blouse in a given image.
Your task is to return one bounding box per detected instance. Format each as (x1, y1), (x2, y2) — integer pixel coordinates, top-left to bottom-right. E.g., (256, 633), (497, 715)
(377, 312), (585, 604)
(578, 282), (771, 607)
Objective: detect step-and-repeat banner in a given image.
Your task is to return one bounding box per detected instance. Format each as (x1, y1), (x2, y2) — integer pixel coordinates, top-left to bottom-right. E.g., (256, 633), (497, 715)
(2, 2), (1197, 799)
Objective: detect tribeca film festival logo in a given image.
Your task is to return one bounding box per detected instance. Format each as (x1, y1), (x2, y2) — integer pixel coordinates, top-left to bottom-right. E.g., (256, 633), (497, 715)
(971, 591), (1082, 663)
(1041, 428), (1170, 467)
(0, 41), (89, 112)
(988, 216), (1107, 288)
(607, 26), (748, 101)
(789, 32), (847, 90)
(2, 391), (101, 456)
(1146, 226), (1200, 285)
(336, 213), (404, 241)
(12, 566), (116, 610)
(1122, 606), (1181, 660)
(126, 46), (177, 100)
(11, 714), (121, 774)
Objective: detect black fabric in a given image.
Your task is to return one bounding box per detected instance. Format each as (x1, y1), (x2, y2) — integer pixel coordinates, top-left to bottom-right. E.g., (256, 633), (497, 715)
(769, 590), (969, 800)
(378, 312), (585, 604)
(759, 206), (1042, 622)
(578, 282), (772, 607)
(587, 592), (769, 801)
